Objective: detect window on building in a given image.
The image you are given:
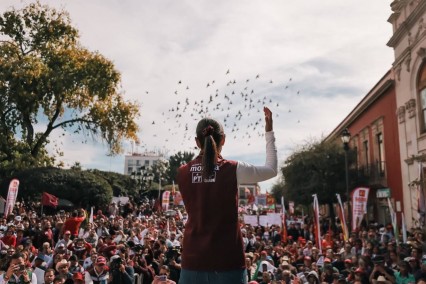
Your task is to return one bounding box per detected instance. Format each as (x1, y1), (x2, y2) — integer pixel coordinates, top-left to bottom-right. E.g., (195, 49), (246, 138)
(145, 160), (150, 166)
(128, 167), (133, 174)
(363, 140), (369, 174)
(136, 160), (140, 166)
(354, 146), (358, 169)
(377, 133), (385, 176)
(418, 62), (426, 132)
(127, 159), (134, 166)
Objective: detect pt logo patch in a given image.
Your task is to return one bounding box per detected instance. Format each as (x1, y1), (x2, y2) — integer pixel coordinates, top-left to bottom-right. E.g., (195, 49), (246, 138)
(190, 163), (219, 183)
(192, 172), (203, 183)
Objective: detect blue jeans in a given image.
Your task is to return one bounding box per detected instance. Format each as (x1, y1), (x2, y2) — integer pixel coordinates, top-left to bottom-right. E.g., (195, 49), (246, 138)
(179, 268), (247, 284)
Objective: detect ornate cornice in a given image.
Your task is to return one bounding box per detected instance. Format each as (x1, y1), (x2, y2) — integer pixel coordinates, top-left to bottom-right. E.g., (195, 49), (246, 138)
(388, 1), (426, 47)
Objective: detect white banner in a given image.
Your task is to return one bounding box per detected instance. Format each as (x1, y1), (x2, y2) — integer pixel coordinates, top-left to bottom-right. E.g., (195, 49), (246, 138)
(351, 187), (369, 231)
(243, 215), (258, 226)
(4, 179), (19, 217)
(259, 213), (282, 226)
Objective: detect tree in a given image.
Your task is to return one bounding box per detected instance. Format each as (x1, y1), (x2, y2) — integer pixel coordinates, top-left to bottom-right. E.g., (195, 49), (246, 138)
(89, 169), (138, 197)
(166, 151), (195, 183)
(272, 138), (363, 208)
(149, 159), (169, 188)
(0, 2), (140, 175)
(1, 167), (113, 208)
(0, 167), (141, 208)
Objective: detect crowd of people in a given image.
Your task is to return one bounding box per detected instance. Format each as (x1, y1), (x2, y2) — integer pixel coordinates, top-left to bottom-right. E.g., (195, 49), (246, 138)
(0, 199), (422, 284)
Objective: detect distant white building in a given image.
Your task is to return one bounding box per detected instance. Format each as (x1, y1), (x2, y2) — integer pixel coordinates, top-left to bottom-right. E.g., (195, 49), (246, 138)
(124, 152), (167, 175)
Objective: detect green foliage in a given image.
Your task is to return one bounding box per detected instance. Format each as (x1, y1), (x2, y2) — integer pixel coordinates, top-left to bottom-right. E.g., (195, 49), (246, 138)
(0, 2), (140, 176)
(88, 169), (138, 197)
(1, 167), (113, 207)
(277, 139), (359, 206)
(166, 151), (195, 183)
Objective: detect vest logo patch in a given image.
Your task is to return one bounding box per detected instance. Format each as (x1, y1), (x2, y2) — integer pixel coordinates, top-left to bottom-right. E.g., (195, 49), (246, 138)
(204, 172), (216, 183)
(190, 163), (218, 183)
(192, 172), (203, 183)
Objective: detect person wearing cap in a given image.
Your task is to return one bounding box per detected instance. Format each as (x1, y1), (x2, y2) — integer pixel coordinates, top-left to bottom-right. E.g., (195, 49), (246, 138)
(55, 259), (72, 281)
(68, 254), (84, 274)
(33, 255), (46, 284)
(85, 256), (109, 284)
(341, 259), (353, 278)
(332, 252), (345, 273)
(55, 231), (72, 250)
(72, 272), (84, 284)
(369, 255), (395, 284)
(303, 240), (314, 257)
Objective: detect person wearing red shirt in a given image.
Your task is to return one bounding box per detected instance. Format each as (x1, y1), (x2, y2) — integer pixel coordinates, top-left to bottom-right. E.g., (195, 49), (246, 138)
(62, 209), (86, 237)
(2, 229), (16, 247)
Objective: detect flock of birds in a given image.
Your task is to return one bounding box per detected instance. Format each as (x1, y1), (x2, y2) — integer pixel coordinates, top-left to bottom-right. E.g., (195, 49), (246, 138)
(138, 69), (303, 155)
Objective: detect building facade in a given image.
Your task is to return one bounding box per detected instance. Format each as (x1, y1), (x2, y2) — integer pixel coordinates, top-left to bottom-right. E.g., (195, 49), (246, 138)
(388, 0), (426, 229)
(124, 152), (167, 176)
(327, 71), (404, 227)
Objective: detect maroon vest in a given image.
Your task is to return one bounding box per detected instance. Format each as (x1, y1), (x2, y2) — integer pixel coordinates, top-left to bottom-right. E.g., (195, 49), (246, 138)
(177, 156), (245, 271)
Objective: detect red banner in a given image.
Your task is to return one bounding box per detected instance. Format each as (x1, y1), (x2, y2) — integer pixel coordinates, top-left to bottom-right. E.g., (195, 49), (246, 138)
(313, 194), (322, 254)
(281, 197), (288, 243)
(42, 192), (58, 208)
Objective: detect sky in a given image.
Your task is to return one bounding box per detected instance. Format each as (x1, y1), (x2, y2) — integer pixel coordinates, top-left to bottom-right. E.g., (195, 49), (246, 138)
(0, 0), (395, 191)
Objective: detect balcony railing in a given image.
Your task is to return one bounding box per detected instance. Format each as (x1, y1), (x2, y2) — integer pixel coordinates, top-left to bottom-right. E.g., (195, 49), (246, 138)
(356, 161), (386, 184)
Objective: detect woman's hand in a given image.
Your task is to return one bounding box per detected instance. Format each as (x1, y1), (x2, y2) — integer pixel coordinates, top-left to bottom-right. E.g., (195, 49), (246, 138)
(264, 107), (273, 132)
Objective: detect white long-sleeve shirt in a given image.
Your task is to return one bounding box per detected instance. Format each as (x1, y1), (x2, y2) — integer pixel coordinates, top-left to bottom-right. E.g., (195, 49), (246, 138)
(236, 131), (277, 184)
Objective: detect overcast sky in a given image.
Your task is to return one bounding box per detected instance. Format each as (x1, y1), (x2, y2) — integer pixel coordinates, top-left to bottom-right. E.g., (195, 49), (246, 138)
(0, 0), (395, 191)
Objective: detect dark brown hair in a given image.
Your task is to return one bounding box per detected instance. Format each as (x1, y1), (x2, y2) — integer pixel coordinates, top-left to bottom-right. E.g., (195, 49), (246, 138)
(196, 118), (224, 178)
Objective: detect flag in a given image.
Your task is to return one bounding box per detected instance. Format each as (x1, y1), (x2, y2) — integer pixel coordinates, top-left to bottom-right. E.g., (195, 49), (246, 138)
(41, 192), (58, 208)
(417, 162), (426, 227)
(281, 196), (288, 243)
(387, 197), (399, 244)
(313, 194), (322, 254)
(162, 191), (170, 211)
(89, 207), (94, 224)
(401, 212), (407, 243)
(246, 187), (255, 205)
(167, 219), (170, 236)
(4, 179), (19, 217)
(171, 181), (176, 196)
(289, 201), (294, 215)
(173, 191), (184, 206)
(336, 194), (349, 242)
(351, 187), (369, 231)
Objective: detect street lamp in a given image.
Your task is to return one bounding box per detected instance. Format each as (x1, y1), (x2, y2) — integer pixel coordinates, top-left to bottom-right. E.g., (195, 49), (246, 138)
(341, 128), (351, 230)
